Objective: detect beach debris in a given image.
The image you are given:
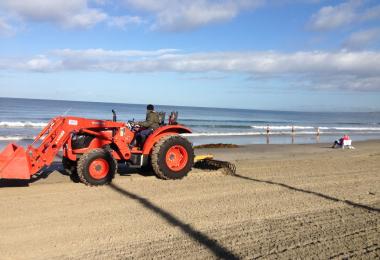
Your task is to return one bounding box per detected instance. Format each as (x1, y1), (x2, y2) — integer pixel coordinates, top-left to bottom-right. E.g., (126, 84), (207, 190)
(194, 155), (236, 175)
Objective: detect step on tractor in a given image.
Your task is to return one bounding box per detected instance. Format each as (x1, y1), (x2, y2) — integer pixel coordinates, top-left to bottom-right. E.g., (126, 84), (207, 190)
(0, 111), (194, 186)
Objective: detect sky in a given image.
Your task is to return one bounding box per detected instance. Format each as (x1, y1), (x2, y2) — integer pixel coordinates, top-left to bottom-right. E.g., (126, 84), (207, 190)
(0, 0), (380, 112)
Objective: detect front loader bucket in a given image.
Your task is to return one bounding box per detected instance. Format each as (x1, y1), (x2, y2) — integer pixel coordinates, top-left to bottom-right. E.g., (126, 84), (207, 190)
(0, 143), (31, 180)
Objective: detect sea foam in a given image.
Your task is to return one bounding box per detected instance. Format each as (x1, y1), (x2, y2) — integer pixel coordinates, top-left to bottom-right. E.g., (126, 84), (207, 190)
(0, 121), (47, 128)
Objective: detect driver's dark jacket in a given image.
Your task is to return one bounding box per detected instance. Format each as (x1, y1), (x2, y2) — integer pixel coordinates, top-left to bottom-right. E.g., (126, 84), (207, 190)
(138, 110), (160, 129)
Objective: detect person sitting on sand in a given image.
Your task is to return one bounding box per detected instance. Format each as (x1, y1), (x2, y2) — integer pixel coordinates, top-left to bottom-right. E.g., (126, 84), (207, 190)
(332, 134), (350, 148)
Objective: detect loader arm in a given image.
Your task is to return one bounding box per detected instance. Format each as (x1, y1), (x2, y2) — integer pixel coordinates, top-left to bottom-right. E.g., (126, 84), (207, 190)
(27, 117), (72, 175)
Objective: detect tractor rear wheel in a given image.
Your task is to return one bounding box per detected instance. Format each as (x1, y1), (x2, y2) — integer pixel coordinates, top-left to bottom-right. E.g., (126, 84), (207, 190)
(151, 135), (194, 180)
(77, 148), (117, 186)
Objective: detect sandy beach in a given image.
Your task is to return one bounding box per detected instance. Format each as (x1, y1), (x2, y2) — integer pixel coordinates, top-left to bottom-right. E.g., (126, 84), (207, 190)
(0, 140), (379, 259)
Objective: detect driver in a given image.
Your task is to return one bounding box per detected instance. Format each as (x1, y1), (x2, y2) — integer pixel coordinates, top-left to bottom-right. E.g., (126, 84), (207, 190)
(135, 104), (160, 147)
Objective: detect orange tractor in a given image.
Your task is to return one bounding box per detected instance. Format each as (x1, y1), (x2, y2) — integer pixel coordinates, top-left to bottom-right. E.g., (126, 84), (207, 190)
(0, 111), (194, 185)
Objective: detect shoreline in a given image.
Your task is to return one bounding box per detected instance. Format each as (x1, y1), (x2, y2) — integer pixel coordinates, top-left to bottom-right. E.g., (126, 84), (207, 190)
(194, 139), (380, 162)
(188, 134), (380, 146)
(195, 139), (380, 148)
(194, 139), (380, 148)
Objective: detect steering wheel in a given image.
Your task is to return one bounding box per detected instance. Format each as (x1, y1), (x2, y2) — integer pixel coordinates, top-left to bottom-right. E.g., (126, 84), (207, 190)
(127, 120), (140, 131)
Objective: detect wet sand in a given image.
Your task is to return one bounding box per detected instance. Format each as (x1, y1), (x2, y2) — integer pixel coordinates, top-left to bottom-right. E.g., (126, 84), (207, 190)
(0, 141), (379, 259)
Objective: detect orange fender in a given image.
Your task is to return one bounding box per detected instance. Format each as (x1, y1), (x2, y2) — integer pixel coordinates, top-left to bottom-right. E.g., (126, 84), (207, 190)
(142, 125), (192, 155)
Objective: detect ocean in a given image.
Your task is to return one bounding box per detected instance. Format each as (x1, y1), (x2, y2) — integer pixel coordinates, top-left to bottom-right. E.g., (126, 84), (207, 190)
(1, 97), (380, 149)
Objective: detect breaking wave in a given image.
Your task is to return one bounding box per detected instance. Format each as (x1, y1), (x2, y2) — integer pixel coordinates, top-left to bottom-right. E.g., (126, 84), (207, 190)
(319, 126), (380, 131)
(183, 131), (319, 137)
(251, 125), (380, 131)
(186, 124), (252, 129)
(0, 136), (35, 141)
(0, 121), (47, 128)
(251, 125), (315, 130)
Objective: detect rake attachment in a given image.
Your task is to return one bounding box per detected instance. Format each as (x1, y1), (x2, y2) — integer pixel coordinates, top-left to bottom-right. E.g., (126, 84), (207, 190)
(194, 155), (236, 176)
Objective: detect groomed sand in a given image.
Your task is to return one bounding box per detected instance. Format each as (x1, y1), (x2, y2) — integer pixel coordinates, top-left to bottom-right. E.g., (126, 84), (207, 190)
(0, 141), (379, 259)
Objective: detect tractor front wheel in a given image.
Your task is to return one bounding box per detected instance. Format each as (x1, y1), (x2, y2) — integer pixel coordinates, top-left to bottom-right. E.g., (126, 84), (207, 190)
(77, 148), (117, 186)
(151, 135), (194, 180)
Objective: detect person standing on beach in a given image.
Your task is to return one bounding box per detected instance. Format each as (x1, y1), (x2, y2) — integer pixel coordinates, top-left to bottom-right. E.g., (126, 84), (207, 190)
(316, 127), (320, 143)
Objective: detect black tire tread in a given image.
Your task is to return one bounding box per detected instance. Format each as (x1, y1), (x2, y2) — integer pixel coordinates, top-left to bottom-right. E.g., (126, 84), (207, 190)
(77, 148), (117, 186)
(151, 135), (173, 180)
(151, 135), (194, 180)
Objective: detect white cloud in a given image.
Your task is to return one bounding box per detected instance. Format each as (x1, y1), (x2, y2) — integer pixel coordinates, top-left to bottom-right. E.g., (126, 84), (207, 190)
(123, 0), (264, 31)
(107, 15), (144, 29)
(51, 48), (180, 58)
(0, 0), (107, 29)
(308, 1), (380, 31)
(90, 0), (109, 5)
(2, 0), (253, 32)
(362, 4), (380, 21)
(0, 55), (61, 72)
(308, 1), (358, 31)
(303, 74), (380, 92)
(25, 56), (61, 72)
(1, 48), (380, 91)
(65, 9), (107, 28)
(0, 17), (15, 36)
(344, 28), (380, 49)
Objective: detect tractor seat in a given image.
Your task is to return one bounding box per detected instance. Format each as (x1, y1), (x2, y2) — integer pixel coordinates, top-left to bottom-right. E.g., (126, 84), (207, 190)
(158, 112), (166, 126)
